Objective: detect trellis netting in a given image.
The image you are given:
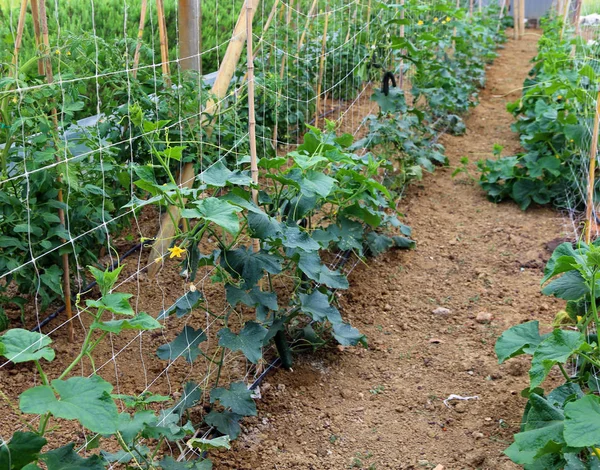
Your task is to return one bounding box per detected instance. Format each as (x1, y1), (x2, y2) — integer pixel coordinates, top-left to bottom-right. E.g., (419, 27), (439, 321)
(0, 0), (505, 466)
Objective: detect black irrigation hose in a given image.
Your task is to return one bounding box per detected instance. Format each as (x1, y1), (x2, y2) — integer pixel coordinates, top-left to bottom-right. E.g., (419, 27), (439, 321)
(31, 243), (144, 332)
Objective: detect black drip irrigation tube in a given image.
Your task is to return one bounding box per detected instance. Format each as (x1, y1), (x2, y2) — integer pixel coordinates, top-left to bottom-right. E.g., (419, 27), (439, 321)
(32, 243), (144, 332)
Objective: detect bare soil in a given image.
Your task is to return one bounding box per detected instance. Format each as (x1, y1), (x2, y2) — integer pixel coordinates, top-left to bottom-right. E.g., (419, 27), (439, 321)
(213, 31), (571, 470)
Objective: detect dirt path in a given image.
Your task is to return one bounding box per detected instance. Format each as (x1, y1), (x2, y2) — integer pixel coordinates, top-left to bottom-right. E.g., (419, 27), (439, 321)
(216, 31), (569, 470)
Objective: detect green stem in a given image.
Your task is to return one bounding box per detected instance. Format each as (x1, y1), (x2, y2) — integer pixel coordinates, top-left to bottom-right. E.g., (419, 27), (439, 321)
(558, 363), (570, 382)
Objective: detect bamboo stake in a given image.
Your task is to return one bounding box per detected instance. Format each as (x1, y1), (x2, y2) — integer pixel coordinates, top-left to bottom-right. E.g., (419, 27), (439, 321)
(147, 0), (261, 276)
(561, 0), (571, 40)
(513, 0), (519, 40)
(246, 0), (260, 254)
(272, 0), (294, 148)
(574, 0), (583, 34)
(298, 0), (318, 52)
(37, 0), (75, 343)
(132, 0), (148, 78)
(399, 0), (406, 89)
(314, 10), (329, 129)
(497, 0), (508, 32)
(520, 0), (525, 38)
(178, 0), (201, 72)
(30, 0), (44, 75)
(469, 0), (474, 16)
(239, 0), (281, 84)
(365, 0), (372, 38)
(585, 89), (600, 244)
(156, 0), (171, 82)
(478, 0), (482, 12)
(11, 0), (29, 75)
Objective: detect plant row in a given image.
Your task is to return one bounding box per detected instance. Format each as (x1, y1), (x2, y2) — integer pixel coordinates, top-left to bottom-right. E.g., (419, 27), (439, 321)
(0, 2), (506, 468)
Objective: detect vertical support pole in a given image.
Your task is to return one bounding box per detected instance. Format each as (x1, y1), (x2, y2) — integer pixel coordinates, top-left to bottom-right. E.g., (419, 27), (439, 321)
(11, 0), (29, 74)
(246, 0), (260, 254)
(147, 0), (260, 275)
(469, 0), (474, 16)
(513, 0), (519, 40)
(37, 0), (74, 342)
(178, 0), (201, 72)
(520, 0), (525, 38)
(272, 0), (294, 148)
(585, 89), (600, 244)
(314, 10), (329, 129)
(156, 0), (171, 82)
(298, 0), (318, 52)
(478, 0), (482, 13)
(560, 0), (571, 40)
(574, 0), (583, 33)
(399, 0), (405, 89)
(30, 0), (44, 75)
(132, 0), (148, 78)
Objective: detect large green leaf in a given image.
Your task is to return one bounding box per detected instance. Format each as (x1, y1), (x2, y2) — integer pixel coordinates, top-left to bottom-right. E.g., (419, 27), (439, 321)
(156, 326), (207, 363)
(181, 198), (242, 234)
(0, 329), (55, 364)
(542, 242), (582, 284)
(0, 432), (47, 470)
(282, 225), (320, 251)
(332, 322), (367, 347)
(158, 290), (203, 319)
(529, 330), (585, 389)
(204, 410), (242, 439)
(298, 171), (336, 198)
(495, 321), (544, 363)
(247, 212), (283, 240)
(197, 162), (253, 188)
(299, 290), (342, 324)
(86, 293), (134, 316)
(220, 248), (282, 288)
(297, 251), (349, 290)
(210, 382), (256, 416)
(39, 443), (105, 470)
(564, 395), (600, 447)
(20, 376), (119, 434)
(218, 321), (267, 364)
(116, 410), (156, 446)
(159, 456), (212, 470)
(541, 271), (589, 301)
(93, 313), (162, 334)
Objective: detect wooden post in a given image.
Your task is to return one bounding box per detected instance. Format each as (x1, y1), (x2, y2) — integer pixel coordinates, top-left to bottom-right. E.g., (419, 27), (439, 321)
(272, 0), (294, 148)
(156, 0), (171, 82)
(560, 0), (571, 40)
(399, 0), (405, 89)
(573, 0), (583, 34)
(520, 0), (525, 38)
(585, 89), (600, 244)
(469, 0), (474, 16)
(178, 0), (201, 72)
(246, 0), (260, 254)
(147, 0), (261, 276)
(513, 0), (519, 40)
(497, 0), (508, 32)
(37, 0), (75, 343)
(314, 10), (329, 129)
(298, 0), (318, 52)
(11, 0), (29, 74)
(132, 0), (148, 78)
(478, 0), (482, 13)
(30, 0), (44, 75)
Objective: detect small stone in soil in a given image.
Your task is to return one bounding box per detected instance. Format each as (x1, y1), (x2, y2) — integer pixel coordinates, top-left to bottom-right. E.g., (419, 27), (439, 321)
(476, 311), (493, 324)
(432, 307), (451, 316)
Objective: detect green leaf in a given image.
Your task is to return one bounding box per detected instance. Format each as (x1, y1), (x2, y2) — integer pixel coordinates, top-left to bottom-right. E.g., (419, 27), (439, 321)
(542, 271), (589, 301)
(365, 232), (394, 256)
(182, 198), (242, 234)
(159, 456), (212, 470)
(204, 410), (242, 439)
(116, 410), (156, 446)
(158, 290), (203, 319)
(93, 313), (162, 334)
(156, 326), (207, 363)
(210, 382), (256, 416)
(299, 290), (342, 324)
(218, 321), (267, 364)
(40, 265), (63, 297)
(332, 322), (367, 347)
(297, 251), (349, 290)
(197, 162), (253, 188)
(40, 443), (105, 470)
(39, 443), (105, 470)
(495, 321), (544, 363)
(221, 248), (282, 288)
(170, 381), (201, 418)
(88, 265), (124, 295)
(564, 395), (600, 447)
(298, 171), (336, 198)
(543, 243), (583, 283)
(0, 432), (47, 470)
(247, 212), (283, 240)
(282, 225), (320, 251)
(530, 330), (585, 389)
(20, 376), (119, 434)
(188, 435), (231, 451)
(86, 293), (134, 316)
(513, 394), (565, 460)
(0, 329), (55, 364)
